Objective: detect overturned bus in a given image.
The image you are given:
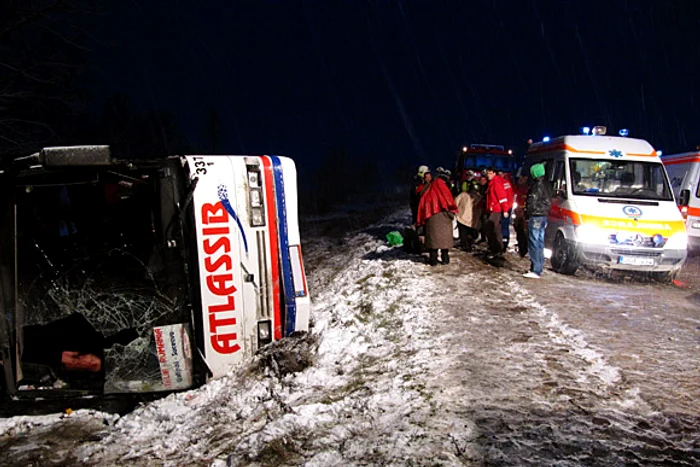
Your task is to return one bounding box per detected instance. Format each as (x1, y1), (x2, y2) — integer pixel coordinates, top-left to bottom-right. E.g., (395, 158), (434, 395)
(0, 146), (310, 403)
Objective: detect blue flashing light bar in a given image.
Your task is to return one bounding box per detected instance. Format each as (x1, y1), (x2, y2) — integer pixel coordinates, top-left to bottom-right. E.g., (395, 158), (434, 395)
(542, 136), (551, 143)
(619, 128), (629, 137)
(582, 126), (591, 135)
(656, 150), (663, 157)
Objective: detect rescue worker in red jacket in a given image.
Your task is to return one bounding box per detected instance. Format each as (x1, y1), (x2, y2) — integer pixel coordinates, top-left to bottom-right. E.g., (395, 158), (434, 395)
(497, 170), (515, 250)
(484, 167), (512, 258)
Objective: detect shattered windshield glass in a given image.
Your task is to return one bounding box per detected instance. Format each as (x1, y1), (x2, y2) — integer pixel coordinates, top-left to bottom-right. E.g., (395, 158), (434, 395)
(569, 158), (673, 201)
(15, 168), (192, 393)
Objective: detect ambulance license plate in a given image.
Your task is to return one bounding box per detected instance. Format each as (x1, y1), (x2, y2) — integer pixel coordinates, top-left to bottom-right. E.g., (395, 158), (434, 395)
(618, 255), (655, 266)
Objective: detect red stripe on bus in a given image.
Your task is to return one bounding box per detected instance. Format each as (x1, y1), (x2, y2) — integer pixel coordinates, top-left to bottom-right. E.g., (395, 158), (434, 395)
(261, 156), (283, 341)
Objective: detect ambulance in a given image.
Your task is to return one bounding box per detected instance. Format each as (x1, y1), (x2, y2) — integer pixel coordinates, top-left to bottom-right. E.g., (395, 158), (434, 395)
(0, 146), (309, 404)
(661, 150), (700, 251)
(525, 127), (687, 279)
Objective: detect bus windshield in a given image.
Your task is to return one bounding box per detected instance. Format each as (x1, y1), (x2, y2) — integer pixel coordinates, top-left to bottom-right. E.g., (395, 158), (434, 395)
(569, 158), (673, 201)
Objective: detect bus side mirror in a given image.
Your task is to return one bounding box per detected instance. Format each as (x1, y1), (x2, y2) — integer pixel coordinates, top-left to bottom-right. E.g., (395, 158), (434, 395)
(679, 189), (690, 206)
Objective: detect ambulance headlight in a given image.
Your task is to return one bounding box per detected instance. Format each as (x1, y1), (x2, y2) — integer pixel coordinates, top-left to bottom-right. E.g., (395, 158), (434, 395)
(575, 224), (609, 245)
(665, 232), (687, 250)
(258, 320), (272, 346)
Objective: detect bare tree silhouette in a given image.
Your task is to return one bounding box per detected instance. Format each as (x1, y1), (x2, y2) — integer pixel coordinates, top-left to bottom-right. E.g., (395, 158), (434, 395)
(0, 0), (99, 155)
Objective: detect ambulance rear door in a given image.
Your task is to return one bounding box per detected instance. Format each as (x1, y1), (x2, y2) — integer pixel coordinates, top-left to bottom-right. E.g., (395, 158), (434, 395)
(662, 152), (700, 246)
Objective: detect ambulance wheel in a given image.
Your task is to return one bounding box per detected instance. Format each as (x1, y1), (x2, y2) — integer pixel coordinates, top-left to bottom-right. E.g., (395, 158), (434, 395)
(651, 270), (678, 283)
(551, 233), (579, 275)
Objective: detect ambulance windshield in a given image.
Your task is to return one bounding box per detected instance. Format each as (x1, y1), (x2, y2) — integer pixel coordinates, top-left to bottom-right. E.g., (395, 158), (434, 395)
(569, 159), (673, 201)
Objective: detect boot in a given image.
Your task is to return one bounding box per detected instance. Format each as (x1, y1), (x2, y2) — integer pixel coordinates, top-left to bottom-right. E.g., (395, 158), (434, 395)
(440, 249), (450, 265)
(428, 249), (438, 266)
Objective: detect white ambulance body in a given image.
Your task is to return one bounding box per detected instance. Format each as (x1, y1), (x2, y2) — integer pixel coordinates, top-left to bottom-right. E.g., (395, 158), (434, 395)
(661, 151), (700, 251)
(525, 134), (687, 278)
(187, 155), (310, 378)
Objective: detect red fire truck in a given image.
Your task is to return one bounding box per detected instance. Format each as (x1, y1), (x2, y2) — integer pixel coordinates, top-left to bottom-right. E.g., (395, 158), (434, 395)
(453, 144), (517, 176)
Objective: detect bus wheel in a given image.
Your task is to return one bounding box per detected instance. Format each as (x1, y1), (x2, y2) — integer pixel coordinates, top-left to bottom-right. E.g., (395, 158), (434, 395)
(551, 232), (579, 275)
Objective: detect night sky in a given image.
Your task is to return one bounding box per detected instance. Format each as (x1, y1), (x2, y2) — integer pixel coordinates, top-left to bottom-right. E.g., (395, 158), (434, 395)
(92, 0), (700, 171)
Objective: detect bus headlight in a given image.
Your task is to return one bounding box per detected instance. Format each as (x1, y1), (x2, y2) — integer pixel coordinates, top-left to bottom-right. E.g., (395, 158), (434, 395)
(258, 320), (272, 346)
(247, 165), (266, 227)
(665, 232), (688, 250)
(251, 207), (265, 226)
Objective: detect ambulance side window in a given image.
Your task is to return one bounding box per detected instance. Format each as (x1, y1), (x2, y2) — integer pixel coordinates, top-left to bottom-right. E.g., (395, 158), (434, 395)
(541, 159), (553, 181)
(552, 160), (566, 196)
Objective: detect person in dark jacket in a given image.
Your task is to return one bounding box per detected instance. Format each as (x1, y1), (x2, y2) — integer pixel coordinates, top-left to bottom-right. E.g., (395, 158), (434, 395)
(513, 174), (529, 257)
(523, 163), (553, 278)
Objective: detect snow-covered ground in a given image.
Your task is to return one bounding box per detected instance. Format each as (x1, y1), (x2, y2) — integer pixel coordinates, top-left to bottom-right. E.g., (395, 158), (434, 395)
(2, 207), (699, 466)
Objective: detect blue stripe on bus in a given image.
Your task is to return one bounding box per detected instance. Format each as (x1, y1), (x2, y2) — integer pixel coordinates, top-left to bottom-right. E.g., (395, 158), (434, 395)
(217, 184), (249, 255)
(271, 156), (297, 336)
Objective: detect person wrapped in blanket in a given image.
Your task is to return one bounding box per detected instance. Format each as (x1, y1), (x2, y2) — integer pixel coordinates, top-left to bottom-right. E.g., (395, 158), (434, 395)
(416, 171), (458, 266)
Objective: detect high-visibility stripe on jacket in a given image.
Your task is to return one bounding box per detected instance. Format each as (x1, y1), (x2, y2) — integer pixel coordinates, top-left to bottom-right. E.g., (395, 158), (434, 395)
(486, 175), (512, 213)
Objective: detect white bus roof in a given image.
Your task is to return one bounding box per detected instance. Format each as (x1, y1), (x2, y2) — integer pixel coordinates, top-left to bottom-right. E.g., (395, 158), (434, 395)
(528, 135), (658, 160)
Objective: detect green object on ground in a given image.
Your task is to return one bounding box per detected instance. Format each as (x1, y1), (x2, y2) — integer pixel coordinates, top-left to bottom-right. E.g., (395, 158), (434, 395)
(386, 231), (404, 246)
